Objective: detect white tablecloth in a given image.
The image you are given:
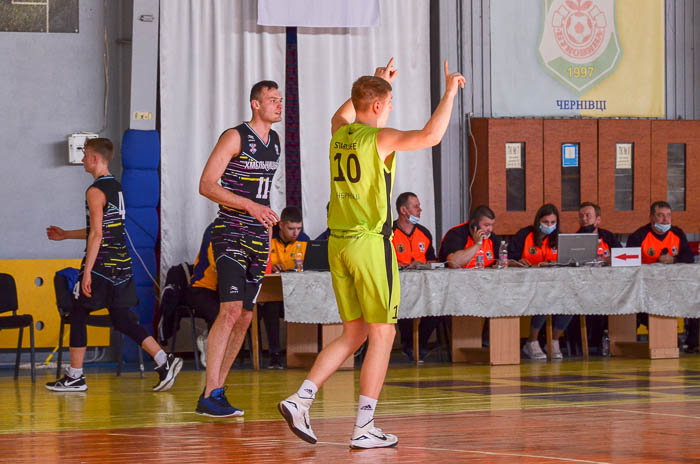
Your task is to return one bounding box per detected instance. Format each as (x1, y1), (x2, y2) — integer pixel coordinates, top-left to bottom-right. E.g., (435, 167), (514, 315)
(280, 264), (700, 324)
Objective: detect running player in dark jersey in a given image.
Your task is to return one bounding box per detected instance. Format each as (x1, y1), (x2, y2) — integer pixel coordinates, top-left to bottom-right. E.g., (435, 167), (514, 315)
(45, 138), (182, 393)
(197, 80), (283, 417)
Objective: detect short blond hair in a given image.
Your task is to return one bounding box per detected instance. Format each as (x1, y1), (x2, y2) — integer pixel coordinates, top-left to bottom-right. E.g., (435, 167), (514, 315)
(351, 76), (392, 112)
(84, 138), (114, 162)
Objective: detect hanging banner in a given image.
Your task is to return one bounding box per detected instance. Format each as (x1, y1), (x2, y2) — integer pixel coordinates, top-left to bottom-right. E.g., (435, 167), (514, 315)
(258, 0), (380, 28)
(491, 0), (664, 118)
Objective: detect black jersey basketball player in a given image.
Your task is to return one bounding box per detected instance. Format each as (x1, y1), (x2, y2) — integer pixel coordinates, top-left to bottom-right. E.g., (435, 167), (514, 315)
(196, 81), (283, 417)
(46, 138), (182, 393)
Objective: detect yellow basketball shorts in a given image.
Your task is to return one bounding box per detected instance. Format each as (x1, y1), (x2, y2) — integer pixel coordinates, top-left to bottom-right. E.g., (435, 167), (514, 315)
(328, 233), (400, 324)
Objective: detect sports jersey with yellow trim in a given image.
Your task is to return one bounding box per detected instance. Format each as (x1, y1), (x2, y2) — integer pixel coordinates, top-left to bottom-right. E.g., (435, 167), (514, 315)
(217, 122), (281, 227)
(81, 175), (133, 284)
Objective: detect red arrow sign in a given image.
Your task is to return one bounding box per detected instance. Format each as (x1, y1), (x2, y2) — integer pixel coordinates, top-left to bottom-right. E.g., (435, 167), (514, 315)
(615, 254), (639, 261)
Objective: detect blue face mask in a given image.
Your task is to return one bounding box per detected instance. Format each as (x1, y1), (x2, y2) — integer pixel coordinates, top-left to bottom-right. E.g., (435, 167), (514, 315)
(654, 222), (671, 234)
(408, 215), (420, 225)
(539, 223), (557, 235)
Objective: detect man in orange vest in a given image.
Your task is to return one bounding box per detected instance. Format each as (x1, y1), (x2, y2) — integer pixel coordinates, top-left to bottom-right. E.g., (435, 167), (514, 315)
(391, 192), (436, 268)
(577, 201), (621, 264)
(627, 201), (695, 352)
(577, 202), (621, 353)
(439, 205), (502, 269)
(391, 192), (437, 361)
(627, 201), (693, 265)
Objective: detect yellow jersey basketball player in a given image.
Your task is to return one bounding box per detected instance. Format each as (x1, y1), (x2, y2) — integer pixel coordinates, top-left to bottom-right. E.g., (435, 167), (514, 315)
(279, 58), (465, 448)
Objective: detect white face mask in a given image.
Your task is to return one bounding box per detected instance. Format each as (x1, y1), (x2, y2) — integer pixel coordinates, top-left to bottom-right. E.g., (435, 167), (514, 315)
(483, 233), (491, 239)
(408, 215), (420, 225)
(654, 222), (671, 234)
(539, 223), (557, 235)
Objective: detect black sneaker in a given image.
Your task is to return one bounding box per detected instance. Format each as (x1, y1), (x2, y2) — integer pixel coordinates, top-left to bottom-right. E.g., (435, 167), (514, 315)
(268, 353), (284, 369)
(46, 372), (88, 392)
(153, 354), (183, 392)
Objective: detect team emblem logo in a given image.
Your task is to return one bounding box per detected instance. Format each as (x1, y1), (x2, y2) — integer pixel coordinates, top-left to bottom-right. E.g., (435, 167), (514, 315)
(538, 0), (621, 93)
(647, 248), (655, 257)
(528, 246), (537, 255)
(397, 244), (405, 253)
(551, 247), (558, 254)
(419, 242), (425, 252)
(604, 249), (610, 258)
(486, 251), (493, 260)
(672, 246), (678, 256)
(249, 142), (257, 154)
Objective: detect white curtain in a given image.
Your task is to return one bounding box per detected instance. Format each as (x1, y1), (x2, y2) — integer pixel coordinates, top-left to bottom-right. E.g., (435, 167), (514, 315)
(160, 1), (286, 283)
(296, 0), (434, 240)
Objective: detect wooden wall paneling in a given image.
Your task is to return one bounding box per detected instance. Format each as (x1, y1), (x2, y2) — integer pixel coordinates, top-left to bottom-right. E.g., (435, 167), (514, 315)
(650, 120), (700, 233)
(488, 119), (544, 235)
(470, 118), (544, 235)
(597, 120), (651, 234)
(469, 117), (491, 216)
(543, 119), (598, 233)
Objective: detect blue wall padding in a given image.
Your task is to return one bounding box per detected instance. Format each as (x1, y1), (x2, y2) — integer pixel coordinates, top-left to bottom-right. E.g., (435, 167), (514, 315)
(125, 207), (158, 248)
(127, 244), (156, 287)
(134, 285), (156, 324)
(121, 129), (160, 363)
(122, 129), (160, 169)
(121, 170), (159, 207)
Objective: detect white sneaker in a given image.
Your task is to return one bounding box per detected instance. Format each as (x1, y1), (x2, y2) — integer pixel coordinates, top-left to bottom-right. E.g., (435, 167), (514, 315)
(350, 419), (398, 449)
(196, 334), (207, 368)
(522, 340), (547, 360)
(551, 339), (563, 359)
(279, 393), (317, 444)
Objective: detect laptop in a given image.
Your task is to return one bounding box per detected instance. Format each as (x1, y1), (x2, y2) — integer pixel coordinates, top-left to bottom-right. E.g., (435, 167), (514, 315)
(303, 240), (330, 271)
(557, 233), (598, 266)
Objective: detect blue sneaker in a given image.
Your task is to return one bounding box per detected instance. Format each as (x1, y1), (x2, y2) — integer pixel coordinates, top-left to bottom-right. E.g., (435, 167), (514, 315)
(196, 387), (244, 417)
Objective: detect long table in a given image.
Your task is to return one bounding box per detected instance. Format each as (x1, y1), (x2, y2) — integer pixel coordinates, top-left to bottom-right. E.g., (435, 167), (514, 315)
(277, 264), (700, 365)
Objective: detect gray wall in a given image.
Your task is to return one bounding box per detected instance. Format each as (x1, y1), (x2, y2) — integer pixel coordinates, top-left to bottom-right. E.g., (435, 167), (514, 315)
(0, 1), (131, 259)
(666, 0), (700, 120)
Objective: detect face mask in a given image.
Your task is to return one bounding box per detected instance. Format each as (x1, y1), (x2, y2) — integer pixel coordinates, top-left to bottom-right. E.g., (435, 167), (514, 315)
(408, 215), (420, 225)
(539, 223), (556, 235)
(580, 224), (596, 233)
(654, 222), (671, 234)
(483, 233), (491, 239)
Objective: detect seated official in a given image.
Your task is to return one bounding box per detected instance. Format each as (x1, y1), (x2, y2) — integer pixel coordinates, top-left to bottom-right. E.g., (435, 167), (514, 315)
(439, 205), (501, 269)
(392, 192), (436, 268)
(577, 202), (621, 352)
(577, 201), (622, 264)
(627, 201), (695, 352)
(391, 192), (438, 362)
(186, 221), (221, 367)
(626, 201), (693, 265)
(263, 206), (310, 368)
(509, 203), (571, 360)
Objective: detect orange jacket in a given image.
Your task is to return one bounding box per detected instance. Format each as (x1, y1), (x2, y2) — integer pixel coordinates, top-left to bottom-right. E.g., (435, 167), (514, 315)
(391, 222), (436, 267)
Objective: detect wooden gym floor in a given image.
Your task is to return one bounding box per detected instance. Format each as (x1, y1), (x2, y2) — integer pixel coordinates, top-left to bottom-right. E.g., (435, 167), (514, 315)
(2, 357), (700, 463)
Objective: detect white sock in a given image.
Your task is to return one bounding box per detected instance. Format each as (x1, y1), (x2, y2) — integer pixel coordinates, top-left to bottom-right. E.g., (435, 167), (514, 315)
(355, 395), (377, 428)
(154, 349), (167, 367)
(297, 379), (318, 400)
(67, 366), (83, 378)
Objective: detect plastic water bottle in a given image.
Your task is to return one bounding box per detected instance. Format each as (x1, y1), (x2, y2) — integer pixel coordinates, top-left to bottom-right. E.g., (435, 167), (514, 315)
(498, 241), (508, 269)
(294, 242), (303, 272)
(475, 248), (485, 269)
(601, 329), (610, 357)
(595, 238), (605, 267)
